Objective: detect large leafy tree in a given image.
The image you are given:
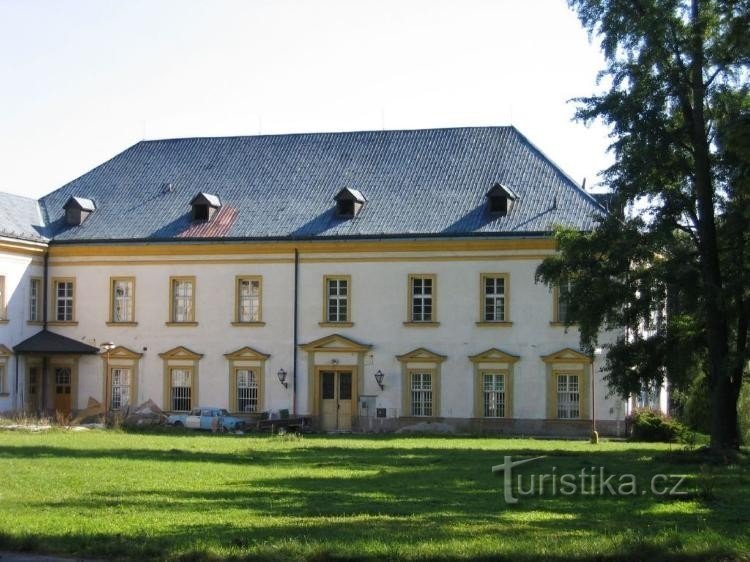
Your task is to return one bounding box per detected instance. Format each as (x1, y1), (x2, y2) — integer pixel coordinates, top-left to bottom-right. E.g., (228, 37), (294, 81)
(537, 0), (749, 449)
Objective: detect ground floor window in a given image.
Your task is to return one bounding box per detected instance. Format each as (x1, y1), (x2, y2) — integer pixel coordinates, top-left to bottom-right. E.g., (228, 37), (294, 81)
(111, 368), (131, 410)
(171, 368), (192, 412)
(411, 372), (433, 417)
(557, 374), (580, 419)
(236, 369), (258, 412)
(482, 372), (505, 417)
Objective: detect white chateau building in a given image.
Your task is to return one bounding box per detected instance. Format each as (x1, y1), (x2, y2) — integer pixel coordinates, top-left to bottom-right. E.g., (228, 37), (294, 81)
(0, 127), (627, 435)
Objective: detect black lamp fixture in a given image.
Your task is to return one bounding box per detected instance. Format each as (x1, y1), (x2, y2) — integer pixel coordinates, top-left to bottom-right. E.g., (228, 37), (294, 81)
(373, 370), (385, 390)
(277, 368), (288, 388)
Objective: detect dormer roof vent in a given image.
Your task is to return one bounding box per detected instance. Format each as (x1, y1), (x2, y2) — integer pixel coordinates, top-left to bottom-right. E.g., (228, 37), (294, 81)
(486, 183), (518, 217)
(190, 192), (221, 222)
(63, 196), (96, 226)
(335, 187), (366, 218)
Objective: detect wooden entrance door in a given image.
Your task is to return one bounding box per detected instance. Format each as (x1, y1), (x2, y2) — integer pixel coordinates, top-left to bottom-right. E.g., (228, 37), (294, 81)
(54, 367), (72, 415)
(320, 371), (353, 431)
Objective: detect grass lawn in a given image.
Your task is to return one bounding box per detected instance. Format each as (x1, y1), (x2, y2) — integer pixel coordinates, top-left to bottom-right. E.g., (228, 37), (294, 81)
(0, 429), (748, 561)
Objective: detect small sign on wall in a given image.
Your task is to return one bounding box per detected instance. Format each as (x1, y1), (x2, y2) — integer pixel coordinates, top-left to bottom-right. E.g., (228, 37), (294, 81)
(376, 408), (387, 418)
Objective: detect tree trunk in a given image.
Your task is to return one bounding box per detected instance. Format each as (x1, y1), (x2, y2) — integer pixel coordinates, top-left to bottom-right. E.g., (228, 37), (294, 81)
(688, 0), (738, 450)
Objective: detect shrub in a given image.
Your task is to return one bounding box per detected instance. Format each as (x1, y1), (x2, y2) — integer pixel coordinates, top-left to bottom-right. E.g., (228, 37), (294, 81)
(739, 380), (750, 446)
(628, 408), (688, 443)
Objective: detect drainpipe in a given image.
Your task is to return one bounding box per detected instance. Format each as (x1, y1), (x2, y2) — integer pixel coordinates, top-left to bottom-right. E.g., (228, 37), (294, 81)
(41, 251), (49, 413)
(292, 247), (299, 415)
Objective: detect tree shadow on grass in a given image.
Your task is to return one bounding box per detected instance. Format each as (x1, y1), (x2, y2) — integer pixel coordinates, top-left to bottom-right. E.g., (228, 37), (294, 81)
(2, 440), (748, 561)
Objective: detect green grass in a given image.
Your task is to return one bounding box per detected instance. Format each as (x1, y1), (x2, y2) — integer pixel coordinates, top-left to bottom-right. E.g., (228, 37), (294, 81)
(0, 429), (748, 561)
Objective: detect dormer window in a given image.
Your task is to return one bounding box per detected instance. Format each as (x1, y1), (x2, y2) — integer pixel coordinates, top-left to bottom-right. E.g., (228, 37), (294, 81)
(334, 188), (366, 218)
(190, 192), (221, 222)
(63, 196), (96, 226)
(486, 183), (518, 217)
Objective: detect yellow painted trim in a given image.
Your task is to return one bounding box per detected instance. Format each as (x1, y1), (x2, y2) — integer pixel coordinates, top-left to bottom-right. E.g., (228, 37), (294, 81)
(396, 347), (447, 363)
(0, 275), (5, 320)
(300, 333), (372, 353)
(0, 344), (12, 356)
(223, 346), (271, 361)
(234, 275), (263, 324)
(108, 276), (136, 324)
(161, 346), (202, 412)
(319, 322), (354, 328)
(402, 321), (440, 328)
(165, 322), (199, 327)
(547, 370), (589, 420)
(100, 346), (142, 411)
(0, 239), (47, 256)
(47, 238), (556, 258)
(541, 347), (592, 364)
(475, 321), (513, 327)
(50, 258), (296, 266)
(322, 274), (352, 324)
(106, 321), (139, 327)
(407, 273), (437, 323)
(168, 275), (196, 324)
(479, 272), (510, 322)
(230, 321), (266, 327)
(159, 346), (204, 360)
(468, 348), (520, 364)
(50, 277), (76, 322)
(227, 347), (268, 413)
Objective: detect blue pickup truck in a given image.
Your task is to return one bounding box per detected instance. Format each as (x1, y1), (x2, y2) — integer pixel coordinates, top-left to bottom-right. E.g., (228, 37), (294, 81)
(166, 407), (246, 432)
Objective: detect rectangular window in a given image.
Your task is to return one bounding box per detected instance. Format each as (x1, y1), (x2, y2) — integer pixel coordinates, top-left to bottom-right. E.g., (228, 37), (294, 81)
(171, 368), (192, 411)
(110, 368), (131, 410)
(170, 277), (195, 323)
(411, 371), (433, 416)
(236, 277), (261, 323)
(325, 276), (350, 323)
(236, 369), (258, 412)
(28, 366), (39, 397)
(0, 276), (6, 319)
(557, 374), (580, 419)
(557, 278), (574, 323)
(111, 278), (135, 323)
(29, 278), (42, 322)
(53, 279), (75, 322)
(482, 372), (506, 417)
(409, 275), (435, 322)
(0, 366), (5, 393)
(482, 274), (508, 322)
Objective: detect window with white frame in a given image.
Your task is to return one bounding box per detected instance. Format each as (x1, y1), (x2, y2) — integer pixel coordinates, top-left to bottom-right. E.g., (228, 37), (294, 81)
(110, 368), (131, 410)
(171, 278), (195, 323)
(410, 371), (433, 416)
(325, 277), (349, 323)
(29, 278), (41, 322)
(54, 279), (74, 322)
(482, 372), (505, 417)
(557, 374), (580, 419)
(482, 274), (507, 322)
(409, 275), (434, 322)
(237, 277), (261, 323)
(171, 368), (192, 411)
(236, 369), (258, 412)
(111, 278), (134, 323)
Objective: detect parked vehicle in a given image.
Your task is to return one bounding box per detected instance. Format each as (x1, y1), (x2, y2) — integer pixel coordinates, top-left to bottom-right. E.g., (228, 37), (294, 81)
(167, 407), (246, 431)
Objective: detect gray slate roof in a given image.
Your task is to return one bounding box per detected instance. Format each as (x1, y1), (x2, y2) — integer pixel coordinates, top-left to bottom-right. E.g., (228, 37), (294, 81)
(14, 127), (601, 243)
(0, 192), (47, 242)
(13, 329), (100, 354)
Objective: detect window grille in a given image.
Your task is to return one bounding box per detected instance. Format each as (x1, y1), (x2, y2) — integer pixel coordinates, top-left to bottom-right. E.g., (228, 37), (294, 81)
(171, 368), (192, 411)
(557, 374), (580, 419)
(111, 368), (131, 410)
(236, 369), (258, 412)
(411, 372), (433, 416)
(482, 372), (505, 417)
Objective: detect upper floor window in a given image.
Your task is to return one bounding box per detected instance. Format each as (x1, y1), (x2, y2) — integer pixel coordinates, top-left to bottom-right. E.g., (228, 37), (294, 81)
(169, 277), (195, 324)
(110, 278), (135, 323)
(28, 278), (42, 322)
(236, 276), (262, 323)
(324, 275), (351, 324)
(481, 273), (509, 322)
(556, 278), (574, 323)
(0, 276), (6, 320)
(408, 274), (436, 323)
(53, 278), (75, 322)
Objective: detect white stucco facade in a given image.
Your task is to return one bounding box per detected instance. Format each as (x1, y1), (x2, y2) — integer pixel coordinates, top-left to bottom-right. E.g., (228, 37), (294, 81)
(0, 238), (627, 435)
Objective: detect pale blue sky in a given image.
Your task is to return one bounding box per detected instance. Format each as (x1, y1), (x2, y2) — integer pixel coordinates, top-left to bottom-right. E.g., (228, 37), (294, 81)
(0, 0), (612, 198)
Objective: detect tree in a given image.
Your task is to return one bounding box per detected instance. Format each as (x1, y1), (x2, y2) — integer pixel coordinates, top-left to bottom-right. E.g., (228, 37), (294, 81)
(537, 0), (750, 450)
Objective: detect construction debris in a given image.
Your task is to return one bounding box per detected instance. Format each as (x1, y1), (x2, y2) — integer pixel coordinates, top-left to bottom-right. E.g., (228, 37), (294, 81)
(70, 397), (105, 425)
(123, 399), (167, 427)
